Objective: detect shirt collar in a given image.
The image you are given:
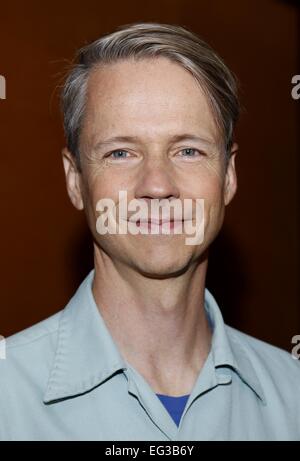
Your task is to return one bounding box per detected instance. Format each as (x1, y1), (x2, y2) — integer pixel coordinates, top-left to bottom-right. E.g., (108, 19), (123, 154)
(43, 269), (266, 404)
(204, 289), (266, 404)
(43, 269), (127, 403)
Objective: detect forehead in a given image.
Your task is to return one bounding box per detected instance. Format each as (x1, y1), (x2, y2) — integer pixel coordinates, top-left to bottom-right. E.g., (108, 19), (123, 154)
(82, 57), (219, 144)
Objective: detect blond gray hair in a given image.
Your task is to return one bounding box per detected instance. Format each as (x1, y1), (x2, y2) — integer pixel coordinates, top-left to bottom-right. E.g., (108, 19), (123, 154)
(61, 22), (240, 169)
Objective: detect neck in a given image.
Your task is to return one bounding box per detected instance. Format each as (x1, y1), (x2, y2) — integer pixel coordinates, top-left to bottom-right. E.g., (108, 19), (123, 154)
(92, 246), (212, 396)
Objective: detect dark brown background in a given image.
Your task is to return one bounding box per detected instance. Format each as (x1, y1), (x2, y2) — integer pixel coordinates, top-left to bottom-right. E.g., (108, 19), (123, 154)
(0, 0), (299, 351)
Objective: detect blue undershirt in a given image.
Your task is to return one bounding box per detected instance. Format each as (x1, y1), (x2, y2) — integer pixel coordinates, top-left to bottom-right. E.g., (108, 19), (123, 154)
(156, 394), (190, 427)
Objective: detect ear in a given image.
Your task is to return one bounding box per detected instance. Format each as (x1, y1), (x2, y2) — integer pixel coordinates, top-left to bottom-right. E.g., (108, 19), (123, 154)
(62, 148), (84, 210)
(224, 142), (238, 206)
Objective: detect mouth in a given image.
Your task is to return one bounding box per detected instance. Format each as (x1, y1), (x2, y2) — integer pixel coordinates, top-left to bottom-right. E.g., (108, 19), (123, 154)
(128, 218), (185, 231)
(139, 218), (180, 224)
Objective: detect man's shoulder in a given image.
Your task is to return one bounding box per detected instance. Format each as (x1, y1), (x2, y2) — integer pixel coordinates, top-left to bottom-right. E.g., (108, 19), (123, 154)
(225, 324), (300, 391)
(0, 309), (65, 434)
(5, 309), (61, 350)
(1, 310), (62, 378)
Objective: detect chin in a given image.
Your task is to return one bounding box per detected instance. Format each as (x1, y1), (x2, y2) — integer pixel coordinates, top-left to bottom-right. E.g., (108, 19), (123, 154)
(131, 253), (193, 279)
(138, 265), (190, 279)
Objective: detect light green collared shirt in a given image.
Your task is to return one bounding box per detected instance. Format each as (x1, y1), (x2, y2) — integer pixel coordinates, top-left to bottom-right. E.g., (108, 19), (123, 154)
(1, 269), (300, 440)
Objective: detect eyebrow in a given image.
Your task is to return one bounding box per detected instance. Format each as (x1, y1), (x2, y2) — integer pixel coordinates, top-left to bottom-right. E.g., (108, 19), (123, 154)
(93, 133), (217, 151)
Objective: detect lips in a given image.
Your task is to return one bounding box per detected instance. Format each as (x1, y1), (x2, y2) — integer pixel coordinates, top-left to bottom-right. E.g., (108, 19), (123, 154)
(126, 219), (185, 233)
(138, 219), (181, 225)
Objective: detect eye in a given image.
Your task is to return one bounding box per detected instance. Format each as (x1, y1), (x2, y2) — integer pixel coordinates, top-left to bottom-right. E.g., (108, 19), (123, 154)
(107, 149), (129, 160)
(180, 148), (202, 158)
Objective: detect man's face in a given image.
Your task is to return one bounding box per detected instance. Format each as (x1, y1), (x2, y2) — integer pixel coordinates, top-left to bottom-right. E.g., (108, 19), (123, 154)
(63, 56), (237, 277)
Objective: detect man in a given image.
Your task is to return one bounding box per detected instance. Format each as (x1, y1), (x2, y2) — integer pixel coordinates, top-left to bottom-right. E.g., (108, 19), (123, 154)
(1, 22), (299, 441)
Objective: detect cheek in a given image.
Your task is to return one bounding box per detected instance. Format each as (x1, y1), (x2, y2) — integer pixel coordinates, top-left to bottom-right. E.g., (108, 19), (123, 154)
(189, 169), (225, 234)
(187, 162), (225, 202)
(203, 183), (226, 239)
(83, 176), (132, 233)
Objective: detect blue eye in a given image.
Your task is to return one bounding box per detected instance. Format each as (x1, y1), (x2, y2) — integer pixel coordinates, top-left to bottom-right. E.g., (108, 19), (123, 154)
(109, 150), (129, 159)
(181, 148), (199, 157)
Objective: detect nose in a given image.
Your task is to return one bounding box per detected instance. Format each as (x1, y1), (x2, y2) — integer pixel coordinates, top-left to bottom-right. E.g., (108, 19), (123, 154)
(134, 156), (180, 201)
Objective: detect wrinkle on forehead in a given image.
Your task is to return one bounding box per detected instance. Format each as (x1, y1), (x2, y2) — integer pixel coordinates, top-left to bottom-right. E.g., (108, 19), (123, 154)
(81, 57), (221, 148)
